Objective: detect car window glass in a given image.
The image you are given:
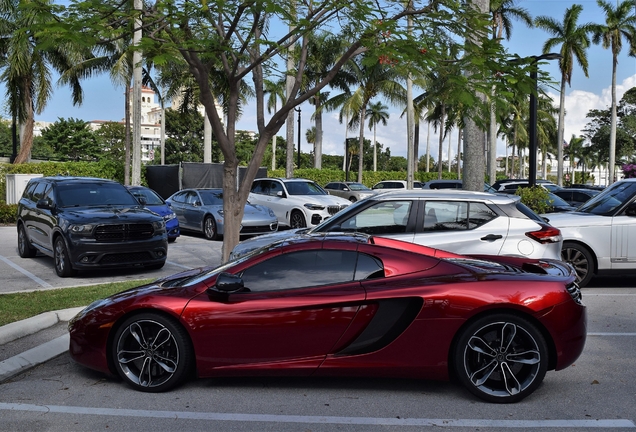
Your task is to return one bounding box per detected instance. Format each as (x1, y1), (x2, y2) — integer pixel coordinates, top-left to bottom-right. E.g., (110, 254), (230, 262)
(133, 188), (164, 205)
(285, 181), (325, 195)
(269, 181), (283, 196)
(578, 181), (636, 215)
(185, 191), (198, 205)
(23, 181), (38, 200)
(240, 250), (357, 291)
(423, 201), (474, 231)
(41, 184), (54, 205)
(336, 201), (412, 235)
(251, 180), (265, 194)
(32, 182), (48, 201)
(354, 253), (385, 280)
(57, 182), (138, 207)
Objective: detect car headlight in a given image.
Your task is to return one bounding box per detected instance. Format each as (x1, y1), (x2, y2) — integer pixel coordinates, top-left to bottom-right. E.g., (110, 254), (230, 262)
(69, 224), (96, 234)
(151, 220), (165, 230)
(216, 209), (224, 217)
(164, 212), (176, 221)
(268, 208), (275, 217)
(304, 203), (325, 211)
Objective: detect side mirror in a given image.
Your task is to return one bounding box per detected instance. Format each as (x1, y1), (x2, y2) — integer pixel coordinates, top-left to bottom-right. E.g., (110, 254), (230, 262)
(276, 191), (285, 198)
(36, 198), (53, 210)
(213, 272), (244, 293)
(343, 187), (350, 191)
(138, 196), (147, 205)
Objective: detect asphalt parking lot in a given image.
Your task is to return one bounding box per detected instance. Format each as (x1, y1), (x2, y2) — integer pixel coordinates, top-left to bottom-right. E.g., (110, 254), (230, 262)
(0, 226), (223, 294)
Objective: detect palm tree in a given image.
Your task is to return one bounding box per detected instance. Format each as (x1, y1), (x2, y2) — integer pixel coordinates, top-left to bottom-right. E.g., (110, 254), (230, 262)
(365, 101), (389, 172)
(264, 78), (286, 170)
(0, 0), (87, 164)
(489, 0), (533, 183)
(589, 0), (636, 184)
(535, 4), (592, 186)
(330, 55), (406, 182)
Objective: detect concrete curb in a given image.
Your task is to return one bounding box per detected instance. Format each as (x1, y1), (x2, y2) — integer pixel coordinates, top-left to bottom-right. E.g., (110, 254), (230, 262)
(0, 307), (85, 383)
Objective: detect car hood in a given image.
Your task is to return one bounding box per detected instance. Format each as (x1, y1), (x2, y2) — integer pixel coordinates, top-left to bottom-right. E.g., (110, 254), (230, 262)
(62, 206), (162, 223)
(230, 228), (309, 259)
(292, 194), (349, 206)
(144, 204), (173, 217)
(541, 211), (609, 228)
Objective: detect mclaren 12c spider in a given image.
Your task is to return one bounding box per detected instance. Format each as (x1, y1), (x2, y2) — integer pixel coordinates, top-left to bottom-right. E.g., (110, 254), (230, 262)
(68, 232), (586, 403)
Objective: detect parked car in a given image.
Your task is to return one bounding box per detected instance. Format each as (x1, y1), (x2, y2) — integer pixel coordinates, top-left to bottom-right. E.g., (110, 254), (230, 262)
(248, 178), (350, 229)
(421, 179), (498, 193)
(166, 188), (278, 240)
(230, 190), (563, 260)
(543, 178), (636, 287)
(17, 176), (168, 277)
(552, 188), (601, 207)
(372, 180), (423, 189)
(127, 186), (180, 242)
(492, 179), (560, 193)
(323, 181), (376, 202)
(545, 192), (578, 213)
(68, 232), (585, 403)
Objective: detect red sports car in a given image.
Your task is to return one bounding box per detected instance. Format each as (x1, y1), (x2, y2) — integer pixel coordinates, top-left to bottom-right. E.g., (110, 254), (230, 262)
(68, 232), (586, 403)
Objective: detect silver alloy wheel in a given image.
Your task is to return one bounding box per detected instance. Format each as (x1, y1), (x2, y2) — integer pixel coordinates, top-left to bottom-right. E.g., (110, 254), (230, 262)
(561, 242), (592, 287)
(204, 216), (217, 240)
(290, 211), (306, 228)
(462, 320), (542, 400)
(18, 225), (36, 258)
(116, 319), (179, 389)
(54, 237), (74, 277)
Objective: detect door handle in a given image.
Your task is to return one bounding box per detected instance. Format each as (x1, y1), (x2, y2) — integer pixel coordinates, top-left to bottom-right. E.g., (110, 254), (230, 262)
(481, 234), (503, 241)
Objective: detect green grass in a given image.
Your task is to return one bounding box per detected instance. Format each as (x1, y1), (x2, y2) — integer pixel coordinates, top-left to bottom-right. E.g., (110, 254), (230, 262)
(0, 279), (153, 327)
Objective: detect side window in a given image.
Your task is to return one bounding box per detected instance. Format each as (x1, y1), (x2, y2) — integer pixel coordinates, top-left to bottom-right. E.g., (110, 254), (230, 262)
(172, 192), (186, 203)
(467, 202), (498, 229)
(423, 201), (496, 231)
(354, 253), (385, 280)
(241, 250), (357, 292)
(32, 182), (48, 202)
(185, 191), (198, 205)
(23, 181), (39, 200)
(251, 180), (266, 194)
(337, 201), (412, 235)
(269, 181), (284, 196)
(41, 184), (54, 206)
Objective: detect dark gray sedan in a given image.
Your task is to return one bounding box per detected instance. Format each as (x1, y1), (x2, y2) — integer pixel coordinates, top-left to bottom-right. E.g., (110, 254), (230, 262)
(167, 188), (278, 240)
(324, 181), (376, 202)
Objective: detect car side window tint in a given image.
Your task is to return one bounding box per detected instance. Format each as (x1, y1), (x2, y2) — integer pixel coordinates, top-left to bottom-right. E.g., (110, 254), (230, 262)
(423, 201), (496, 231)
(269, 181), (283, 196)
(32, 182), (48, 201)
(337, 201), (412, 235)
(354, 253), (385, 280)
(241, 250), (357, 292)
(467, 202), (498, 228)
(23, 181), (38, 200)
(251, 180), (266, 194)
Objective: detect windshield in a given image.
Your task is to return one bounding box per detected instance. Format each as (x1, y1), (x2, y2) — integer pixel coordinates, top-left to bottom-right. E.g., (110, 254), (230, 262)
(347, 183), (371, 191)
(548, 193), (570, 207)
(576, 181), (636, 216)
(130, 188), (165, 205)
(284, 181), (327, 195)
(58, 182), (139, 207)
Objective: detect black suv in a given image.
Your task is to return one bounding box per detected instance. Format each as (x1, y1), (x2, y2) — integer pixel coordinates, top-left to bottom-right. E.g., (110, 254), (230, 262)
(16, 176), (168, 277)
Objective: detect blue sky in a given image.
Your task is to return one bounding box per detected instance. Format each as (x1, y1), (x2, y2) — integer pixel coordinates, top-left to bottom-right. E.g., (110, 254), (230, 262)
(8, 0), (636, 161)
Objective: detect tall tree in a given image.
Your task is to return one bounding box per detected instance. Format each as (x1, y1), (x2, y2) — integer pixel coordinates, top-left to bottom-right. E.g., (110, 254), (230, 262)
(263, 78), (285, 170)
(365, 101), (389, 172)
(535, 4), (592, 186)
(0, 0), (87, 164)
(589, 0), (636, 184)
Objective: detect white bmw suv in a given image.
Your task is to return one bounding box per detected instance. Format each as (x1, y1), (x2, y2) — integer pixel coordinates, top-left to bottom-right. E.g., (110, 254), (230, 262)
(249, 178), (350, 229)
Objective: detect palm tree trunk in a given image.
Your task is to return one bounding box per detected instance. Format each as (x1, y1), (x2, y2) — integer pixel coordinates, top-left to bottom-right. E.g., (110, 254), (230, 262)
(314, 98), (323, 169)
(608, 53), (618, 184)
(556, 74), (567, 186)
(373, 124), (377, 172)
(358, 106), (367, 183)
(437, 108), (445, 180)
(14, 83), (34, 164)
(426, 121), (430, 172)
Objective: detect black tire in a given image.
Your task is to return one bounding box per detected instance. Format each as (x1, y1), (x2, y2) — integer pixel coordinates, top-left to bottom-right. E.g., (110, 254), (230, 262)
(453, 313), (548, 403)
(290, 210), (306, 229)
(203, 215), (218, 240)
(18, 225), (37, 258)
(348, 196), (357, 203)
(54, 237), (77, 277)
(561, 242), (594, 287)
(112, 312), (193, 392)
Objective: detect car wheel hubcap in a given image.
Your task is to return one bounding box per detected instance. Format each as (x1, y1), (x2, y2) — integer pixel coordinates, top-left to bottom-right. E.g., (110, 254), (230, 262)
(205, 219), (215, 238)
(117, 319), (179, 388)
(55, 242), (65, 272)
(562, 247), (588, 283)
(463, 321), (541, 398)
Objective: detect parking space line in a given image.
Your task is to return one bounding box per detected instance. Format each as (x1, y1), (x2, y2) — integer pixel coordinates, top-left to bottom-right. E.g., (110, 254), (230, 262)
(588, 333), (636, 336)
(0, 255), (52, 288)
(0, 403), (633, 428)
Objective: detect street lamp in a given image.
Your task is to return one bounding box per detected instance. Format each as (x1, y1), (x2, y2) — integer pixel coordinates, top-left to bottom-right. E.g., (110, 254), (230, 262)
(528, 52), (561, 187)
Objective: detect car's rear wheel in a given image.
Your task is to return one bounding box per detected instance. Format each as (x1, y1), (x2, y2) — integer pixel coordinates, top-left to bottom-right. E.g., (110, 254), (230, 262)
(453, 313), (548, 403)
(18, 225), (37, 258)
(203, 215), (218, 240)
(348, 196), (357, 203)
(112, 312), (193, 392)
(290, 210), (306, 228)
(561, 241), (594, 287)
(54, 237), (77, 277)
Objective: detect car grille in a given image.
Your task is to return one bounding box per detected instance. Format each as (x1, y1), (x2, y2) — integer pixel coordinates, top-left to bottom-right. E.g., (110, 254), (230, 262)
(99, 251), (154, 263)
(328, 205), (347, 215)
(240, 223), (278, 234)
(94, 223), (155, 241)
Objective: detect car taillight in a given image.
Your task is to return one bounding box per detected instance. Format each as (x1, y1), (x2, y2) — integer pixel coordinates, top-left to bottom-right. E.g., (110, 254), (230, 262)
(526, 223), (562, 244)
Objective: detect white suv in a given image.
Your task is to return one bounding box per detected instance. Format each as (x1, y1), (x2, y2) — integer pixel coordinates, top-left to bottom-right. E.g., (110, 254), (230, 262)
(249, 178), (350, 229)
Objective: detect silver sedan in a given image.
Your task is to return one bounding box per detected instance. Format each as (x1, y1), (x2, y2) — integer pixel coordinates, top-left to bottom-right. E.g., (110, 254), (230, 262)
(167, 188), (278, 240)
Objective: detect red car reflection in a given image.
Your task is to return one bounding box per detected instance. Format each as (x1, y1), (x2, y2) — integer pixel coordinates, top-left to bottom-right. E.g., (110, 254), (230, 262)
(68, 232), (586, 403)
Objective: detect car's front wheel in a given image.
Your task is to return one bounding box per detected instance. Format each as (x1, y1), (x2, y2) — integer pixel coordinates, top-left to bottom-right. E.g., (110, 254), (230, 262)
(18, 225), (37, 258)
(54, 237), (77, 277)
(290, 210), (306, 228)
(203, 215), (218, 240)
(561, 241), (594, 287)
(112, 312), (193, 392)
(453, 313), (548, 403)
